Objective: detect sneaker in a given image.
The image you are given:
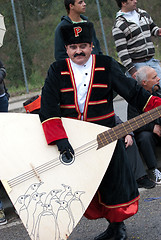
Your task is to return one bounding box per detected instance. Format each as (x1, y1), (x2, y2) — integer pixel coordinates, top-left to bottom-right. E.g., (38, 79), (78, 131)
(137, 175), (156, 189)
(148, 168), (161, 184)
(0, 209), (7, 225)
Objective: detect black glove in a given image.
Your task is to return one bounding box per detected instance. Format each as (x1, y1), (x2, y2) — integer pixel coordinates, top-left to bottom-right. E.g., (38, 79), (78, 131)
(56, 138), (74, 160)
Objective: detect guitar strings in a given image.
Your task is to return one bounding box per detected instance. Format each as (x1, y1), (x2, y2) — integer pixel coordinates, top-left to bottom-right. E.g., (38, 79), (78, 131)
(9, 140), (98, 187)
(8, 108), (161, 188)
(7, 119), (153, 187)
(8, 139), (98, 188)
(98, 110), (160, 146)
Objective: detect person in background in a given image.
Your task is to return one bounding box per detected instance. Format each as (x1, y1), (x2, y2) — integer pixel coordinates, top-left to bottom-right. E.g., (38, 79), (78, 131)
(115, 114), (155, 189)
(128, 66), (161, 184)
(0, 59), (8, 225)
(112, 0), (161, 83)
(40, 22), (161, 240)
(0, 60), (8, 112)
(54, 0), (102, 61)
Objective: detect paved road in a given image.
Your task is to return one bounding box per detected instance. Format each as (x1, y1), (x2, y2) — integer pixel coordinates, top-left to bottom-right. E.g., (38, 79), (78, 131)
(8, 91), (40, 113)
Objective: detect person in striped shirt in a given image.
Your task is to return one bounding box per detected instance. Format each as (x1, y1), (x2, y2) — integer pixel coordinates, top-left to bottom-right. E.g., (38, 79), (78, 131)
(112, 0), (161, 84)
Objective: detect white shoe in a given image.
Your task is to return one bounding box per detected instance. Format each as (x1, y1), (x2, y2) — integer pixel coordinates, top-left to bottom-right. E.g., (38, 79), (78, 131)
(148, 168), (161, 184)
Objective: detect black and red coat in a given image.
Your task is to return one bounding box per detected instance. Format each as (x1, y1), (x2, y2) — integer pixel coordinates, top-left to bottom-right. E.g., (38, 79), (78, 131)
(40, 54), (153, 144)
(40, 54), (161, 222)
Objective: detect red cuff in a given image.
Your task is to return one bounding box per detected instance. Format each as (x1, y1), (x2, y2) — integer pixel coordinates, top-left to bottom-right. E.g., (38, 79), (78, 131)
(42, 118), (68, 145)
(144, 96), (161, 112)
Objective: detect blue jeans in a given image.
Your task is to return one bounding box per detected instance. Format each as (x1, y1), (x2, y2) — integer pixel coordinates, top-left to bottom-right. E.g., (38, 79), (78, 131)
(0, 94), (8, 112)
(126, 58), (161, 86)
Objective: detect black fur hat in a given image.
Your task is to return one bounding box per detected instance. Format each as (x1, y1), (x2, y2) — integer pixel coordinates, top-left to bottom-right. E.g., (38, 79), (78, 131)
(60, 22), (93, 45)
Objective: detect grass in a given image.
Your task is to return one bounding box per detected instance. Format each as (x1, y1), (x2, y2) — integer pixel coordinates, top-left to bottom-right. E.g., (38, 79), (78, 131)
(8, 70), (44, 97)
(9, 85), (42, 97)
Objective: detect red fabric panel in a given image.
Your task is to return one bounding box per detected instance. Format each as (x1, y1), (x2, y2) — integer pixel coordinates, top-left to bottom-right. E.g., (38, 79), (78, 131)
(42, 118), (68, 144)
(84, 192), (139, 223)
(24, 95), (41, 113)
(144, 96), (161, 112)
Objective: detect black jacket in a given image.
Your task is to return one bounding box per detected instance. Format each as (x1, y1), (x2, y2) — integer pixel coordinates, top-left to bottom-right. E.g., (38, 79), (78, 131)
(40, 54), (149, 207)
(128, 88), (161, 133)
(0, 60), (6, 96)
(40, 55), (151, 130)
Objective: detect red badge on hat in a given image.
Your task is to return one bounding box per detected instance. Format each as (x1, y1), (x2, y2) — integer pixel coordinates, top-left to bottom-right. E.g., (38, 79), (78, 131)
(74, 26), (82, 37)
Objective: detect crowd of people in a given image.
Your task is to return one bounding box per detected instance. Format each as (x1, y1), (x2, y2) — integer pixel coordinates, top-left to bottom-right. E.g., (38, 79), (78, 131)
(1, 0), (161, 239)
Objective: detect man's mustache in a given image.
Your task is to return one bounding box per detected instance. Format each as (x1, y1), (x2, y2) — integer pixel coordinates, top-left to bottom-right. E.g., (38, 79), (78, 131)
(74, 52), (85, 57)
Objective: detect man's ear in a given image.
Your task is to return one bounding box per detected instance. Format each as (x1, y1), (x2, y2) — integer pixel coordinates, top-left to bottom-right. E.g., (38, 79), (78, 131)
(69, 3), (74, 10)
(122, 1), (127, 7)
(142, 80), (147, 87)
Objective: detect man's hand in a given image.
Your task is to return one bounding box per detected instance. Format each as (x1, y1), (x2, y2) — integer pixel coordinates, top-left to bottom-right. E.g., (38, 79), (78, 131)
(153, 124), (161, 137)
(124, 135), (133, 148)
(56, 138), (74, 160)
(157, 28), (161, 36)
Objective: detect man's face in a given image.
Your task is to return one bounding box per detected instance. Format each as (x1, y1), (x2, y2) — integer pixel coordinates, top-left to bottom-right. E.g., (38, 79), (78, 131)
(122, 0), (137, 12)
(66, 42), (93, 65)
(142, 68), (160, 93)
(71, 0), (86, 14)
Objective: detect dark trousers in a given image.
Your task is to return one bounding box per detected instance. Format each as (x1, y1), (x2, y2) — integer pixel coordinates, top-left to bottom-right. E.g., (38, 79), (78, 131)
(126, 138), (146, 180)
(135, 131), (161, 169)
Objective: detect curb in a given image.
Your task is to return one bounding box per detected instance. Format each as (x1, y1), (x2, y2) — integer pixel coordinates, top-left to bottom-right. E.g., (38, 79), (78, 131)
(8, 92), (124, 113)
(8, 91), (40, 112)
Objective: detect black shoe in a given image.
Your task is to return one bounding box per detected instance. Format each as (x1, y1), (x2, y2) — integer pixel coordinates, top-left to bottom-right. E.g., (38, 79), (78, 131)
(94, 222), (127, 240)
(136, 175), (156, 189)
(94, 223), (115, 240)
(114, 222), (127, 240)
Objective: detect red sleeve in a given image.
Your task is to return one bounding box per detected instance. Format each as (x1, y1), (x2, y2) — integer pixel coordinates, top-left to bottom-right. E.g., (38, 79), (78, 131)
(42, 118), (68, 145)
(144, 95), (161, 112)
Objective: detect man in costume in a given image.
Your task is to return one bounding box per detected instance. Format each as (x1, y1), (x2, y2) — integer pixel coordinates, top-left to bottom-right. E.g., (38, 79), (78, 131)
(115, 114), (155, 189)
(40, 22), (161, 240)
(128, 66), (161, 184)
(112, 0), (161, 82)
